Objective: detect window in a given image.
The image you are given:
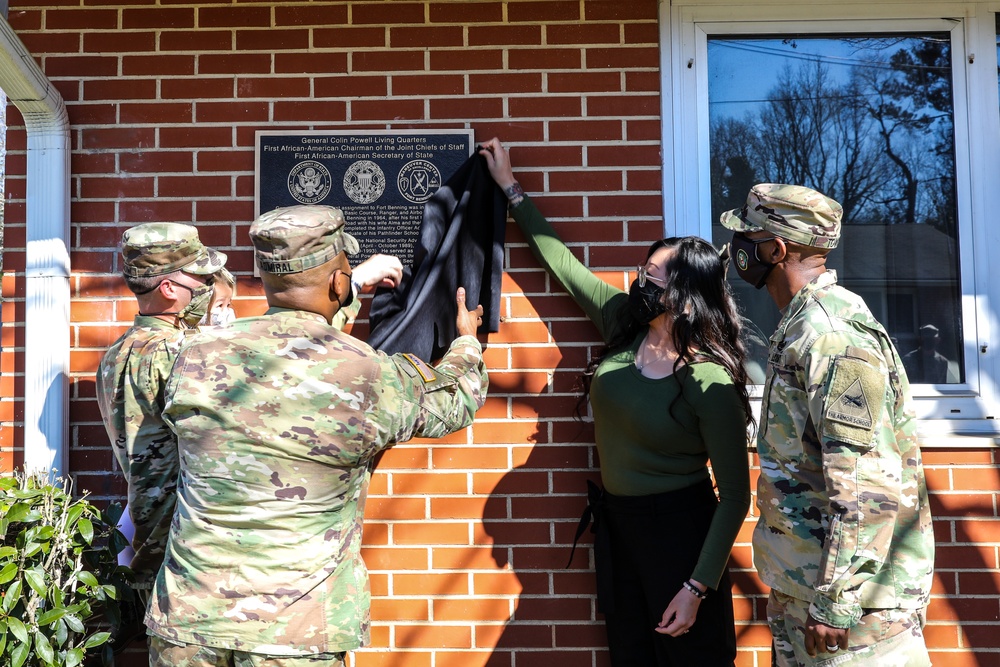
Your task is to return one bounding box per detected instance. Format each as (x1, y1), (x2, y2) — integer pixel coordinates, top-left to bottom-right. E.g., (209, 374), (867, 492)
(663, 4), (1000, 437)
(709, 33), (963, 387)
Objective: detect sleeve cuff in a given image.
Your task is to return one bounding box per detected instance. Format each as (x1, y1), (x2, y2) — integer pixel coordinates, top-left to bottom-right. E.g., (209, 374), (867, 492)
(809, 596), (862, 629)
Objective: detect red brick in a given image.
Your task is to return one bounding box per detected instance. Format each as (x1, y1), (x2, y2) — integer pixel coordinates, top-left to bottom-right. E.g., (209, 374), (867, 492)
(160, 126), (233, 149)
(429, 2), (503, 24)
(315, 75), (387, 97)
(121, 7), (194, 28)
(429, 97), (504, 120)
(119, 200), (193, 224)
(584, 1), (658, 21)
(352, 99), (424, 122)
(196, 101), (269, 123)
(84, 79), (157, 101)
(393, 74), (465, 96)
(593, 142), (662, 167)
(195, 151), (254, 174)
(236, 76), (310, 98)
(121, 102), (193, 124)
(8, 8), (42, 31)
(122, 54), (195, 76)
(80, 176), (154, 199)
(587, 46), (658, 70)
(199, 53), (270, 75)
(275, 4), (348, 27)
(46, 8), (118, 29)
(274, 52), (349, 74)
(162, 77), (236, 99)
(159, 175), (231, 198)
(508, 1), (580, 22)
(313, 26), (387, 49)
(549, 23), (622, 45)
(588, 194), (663, 218)
(353, 50), (425, 72)
(468, 24), (542, 46)
(507, 94), (582, 118)
(360, 547), (429, 570)
(626, 70), (661, 92)
(121, 151), (193, 174)
(82, 128), (155, 150)
(20, 32), (82, 56)
(952, 467), (1000, 490)
(509, 48), (581, 70)
(395, 572), (470, 596)
(159, 30), (232, 52)
(352, 2), (426, 25)
(46, 55), (119, 77)
(588, 94), (660, 117)
(199, 6), (269, 27)
(391, 25), (464, 48)
(430, 49), (503, 71)
(469, 72), (542, 94)
(68, 104), (118, 126)
(235, 29), (310, 51)
(370, 597), (429, 622)
(625, 22), (660, 44)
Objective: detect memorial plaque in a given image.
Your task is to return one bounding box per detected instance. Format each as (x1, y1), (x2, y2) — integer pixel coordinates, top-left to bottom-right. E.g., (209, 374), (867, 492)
(255, 130), (475, 265)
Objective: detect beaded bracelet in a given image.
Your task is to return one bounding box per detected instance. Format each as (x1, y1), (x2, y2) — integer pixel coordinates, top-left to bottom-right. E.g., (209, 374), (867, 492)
(682, 580), (708, 600)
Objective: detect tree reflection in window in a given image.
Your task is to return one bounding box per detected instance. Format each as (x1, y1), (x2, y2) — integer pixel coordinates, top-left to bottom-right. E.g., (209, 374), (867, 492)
(708, 34), (963, 385)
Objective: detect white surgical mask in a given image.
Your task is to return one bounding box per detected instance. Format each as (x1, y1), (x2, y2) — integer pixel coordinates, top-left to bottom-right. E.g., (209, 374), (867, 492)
(209, 306), (236, 327)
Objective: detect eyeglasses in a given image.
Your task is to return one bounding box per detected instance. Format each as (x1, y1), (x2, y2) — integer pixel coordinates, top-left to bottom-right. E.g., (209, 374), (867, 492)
(636, 265), (668, 288)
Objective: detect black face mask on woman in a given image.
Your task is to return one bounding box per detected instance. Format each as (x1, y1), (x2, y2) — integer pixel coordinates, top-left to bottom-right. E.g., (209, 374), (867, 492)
(730, 232), (776, 289)
(628, 279), (667, 324)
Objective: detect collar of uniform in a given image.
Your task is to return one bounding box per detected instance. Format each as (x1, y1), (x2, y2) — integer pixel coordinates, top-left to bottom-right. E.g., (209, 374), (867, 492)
(263, 306), (329, 324)
(774, 270), (838, 336)
(132, 314), (183, 330)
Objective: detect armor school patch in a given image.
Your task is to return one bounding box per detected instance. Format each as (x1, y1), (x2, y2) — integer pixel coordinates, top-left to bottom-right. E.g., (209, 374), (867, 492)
(822, 351), (886, 448)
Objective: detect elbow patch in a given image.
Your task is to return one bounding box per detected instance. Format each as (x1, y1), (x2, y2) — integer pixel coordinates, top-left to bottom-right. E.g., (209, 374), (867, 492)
(822, 347), (886, 449)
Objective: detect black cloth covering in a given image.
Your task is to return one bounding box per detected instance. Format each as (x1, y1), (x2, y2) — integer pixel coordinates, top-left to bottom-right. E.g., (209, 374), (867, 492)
(367, 153), (506, 361)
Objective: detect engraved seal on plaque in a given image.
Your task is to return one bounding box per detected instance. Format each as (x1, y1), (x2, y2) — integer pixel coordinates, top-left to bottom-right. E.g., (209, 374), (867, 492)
(397, 160), (442, 204)
(288, 160), (333, 204)
(343, 160), (386, 204)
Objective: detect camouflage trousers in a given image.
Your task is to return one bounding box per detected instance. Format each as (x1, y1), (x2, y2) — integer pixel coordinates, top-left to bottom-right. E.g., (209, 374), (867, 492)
(767, 591), (930, 667)
(149, 635), (346, 667)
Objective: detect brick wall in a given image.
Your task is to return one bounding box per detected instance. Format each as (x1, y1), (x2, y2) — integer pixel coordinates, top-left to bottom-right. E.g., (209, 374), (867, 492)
(1, 1), (998, 665)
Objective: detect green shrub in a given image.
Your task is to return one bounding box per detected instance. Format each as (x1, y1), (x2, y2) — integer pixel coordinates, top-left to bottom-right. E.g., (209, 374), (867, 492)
(0, 471), (133, 667)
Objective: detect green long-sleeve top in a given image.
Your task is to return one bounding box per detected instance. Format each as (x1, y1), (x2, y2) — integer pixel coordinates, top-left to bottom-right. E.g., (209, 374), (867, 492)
(511, 196), (751, 589)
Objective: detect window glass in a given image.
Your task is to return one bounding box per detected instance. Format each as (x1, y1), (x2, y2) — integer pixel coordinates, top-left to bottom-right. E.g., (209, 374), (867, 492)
(707, 34), (963, 385)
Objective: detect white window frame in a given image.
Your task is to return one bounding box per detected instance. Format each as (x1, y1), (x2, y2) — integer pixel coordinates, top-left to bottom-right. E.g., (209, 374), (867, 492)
(659, 2), (1000, 443)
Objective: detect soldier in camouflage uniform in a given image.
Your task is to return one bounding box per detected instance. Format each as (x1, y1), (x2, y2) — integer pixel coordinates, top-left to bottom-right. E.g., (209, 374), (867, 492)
(721, 184), (934, 666)
(96, 223), (228, 603)
(145, 205), (488, 667)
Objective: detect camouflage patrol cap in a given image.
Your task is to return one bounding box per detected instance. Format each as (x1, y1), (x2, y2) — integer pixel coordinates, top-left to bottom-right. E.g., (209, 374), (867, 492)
(250, 205), (359, 275)
(121, 223), (227, 278)
(720, 183), (842, 249)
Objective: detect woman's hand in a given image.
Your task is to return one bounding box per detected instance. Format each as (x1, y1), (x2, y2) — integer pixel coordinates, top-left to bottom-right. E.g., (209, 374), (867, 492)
(478, 137), (518, 190)
(654, 583), (703, 637)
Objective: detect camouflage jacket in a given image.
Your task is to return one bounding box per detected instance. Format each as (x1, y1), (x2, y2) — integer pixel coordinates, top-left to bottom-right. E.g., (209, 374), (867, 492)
(146, 307), (488, 654)
(95, 315), (189, 589)
(752, 271), (934, 628)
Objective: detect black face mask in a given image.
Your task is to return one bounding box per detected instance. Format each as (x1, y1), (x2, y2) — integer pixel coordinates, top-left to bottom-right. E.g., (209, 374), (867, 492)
(628, 279), (667, 324)
(731, 233), (776, 289)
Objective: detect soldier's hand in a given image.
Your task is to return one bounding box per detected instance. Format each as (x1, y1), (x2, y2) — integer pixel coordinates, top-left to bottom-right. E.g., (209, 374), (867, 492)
(456, 287), (484, 338)
(804, 614), (849, 656)
(352, 254), (404, 293)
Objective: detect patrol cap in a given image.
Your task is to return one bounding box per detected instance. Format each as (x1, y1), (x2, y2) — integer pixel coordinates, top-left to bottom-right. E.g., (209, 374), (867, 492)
(121, 223), (227, 278)
(720, 183), (842, 249)
(250, 205), (359, 275)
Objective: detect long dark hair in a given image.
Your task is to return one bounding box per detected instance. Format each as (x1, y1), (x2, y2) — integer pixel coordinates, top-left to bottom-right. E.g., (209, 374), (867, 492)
(580, 236), (755, 429)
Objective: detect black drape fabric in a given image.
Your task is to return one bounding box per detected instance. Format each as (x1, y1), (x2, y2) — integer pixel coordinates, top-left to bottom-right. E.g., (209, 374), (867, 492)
(367, 153), (506, 361)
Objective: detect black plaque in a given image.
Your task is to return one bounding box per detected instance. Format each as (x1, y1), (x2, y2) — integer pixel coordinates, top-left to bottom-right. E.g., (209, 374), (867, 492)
(255, 130), (474, 265)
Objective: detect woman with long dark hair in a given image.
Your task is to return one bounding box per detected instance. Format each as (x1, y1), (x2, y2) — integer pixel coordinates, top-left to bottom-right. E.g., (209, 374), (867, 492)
(480, 138), (753, 666)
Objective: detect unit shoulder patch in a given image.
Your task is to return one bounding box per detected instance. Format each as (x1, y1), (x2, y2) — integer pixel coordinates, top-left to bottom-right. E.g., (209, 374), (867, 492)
(821, 354), (886, 448)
